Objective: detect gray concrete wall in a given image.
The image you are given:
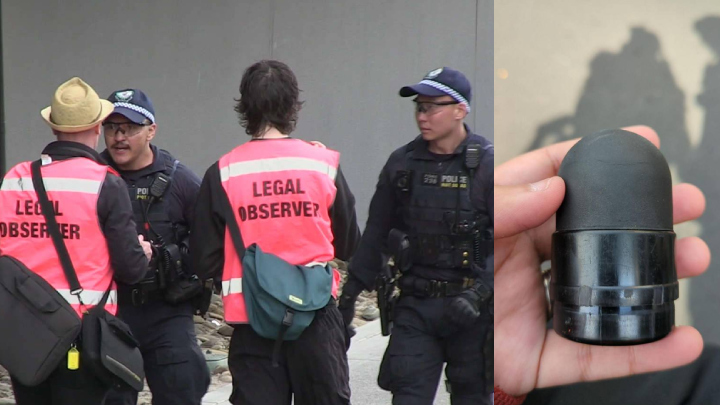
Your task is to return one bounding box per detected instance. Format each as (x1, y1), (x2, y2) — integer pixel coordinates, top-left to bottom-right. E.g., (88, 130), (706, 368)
(496, 0), (720, 343)
(1, 0), (493, 228)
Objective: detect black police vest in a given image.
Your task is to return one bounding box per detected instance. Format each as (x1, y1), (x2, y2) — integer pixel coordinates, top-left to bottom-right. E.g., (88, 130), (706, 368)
(128, 167), (180, 246)
(395, 148), (487, 274)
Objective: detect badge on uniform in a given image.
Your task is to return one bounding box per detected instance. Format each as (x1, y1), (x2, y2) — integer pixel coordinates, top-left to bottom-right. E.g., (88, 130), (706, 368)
(422, 173), (468, 188)
(114, 90), (134, 102)
(425, 67), (443, 79)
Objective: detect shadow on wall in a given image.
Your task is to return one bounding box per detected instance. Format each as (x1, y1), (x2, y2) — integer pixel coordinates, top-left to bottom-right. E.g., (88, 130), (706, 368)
(528, 26), (690, 168)
(526, 19), (720, 344)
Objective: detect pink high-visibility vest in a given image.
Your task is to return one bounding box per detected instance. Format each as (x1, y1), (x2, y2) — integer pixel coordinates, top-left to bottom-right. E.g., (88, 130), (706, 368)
(219, 139), (341, 323)
(0, 157), (117, 318)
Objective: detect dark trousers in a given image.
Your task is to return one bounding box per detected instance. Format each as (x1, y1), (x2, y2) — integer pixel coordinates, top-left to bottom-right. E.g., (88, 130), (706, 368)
(378, 295), (492, 405)
(228, 301), (351, 405)
(104, 300), (210, 405)
(11, 352), (109, 405)
(525, 344), (720, 405)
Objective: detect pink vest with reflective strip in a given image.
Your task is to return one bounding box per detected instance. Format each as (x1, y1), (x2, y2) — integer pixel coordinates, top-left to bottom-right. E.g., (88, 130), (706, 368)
(219, 139), (341, 323)
(0, 158), (117, 318)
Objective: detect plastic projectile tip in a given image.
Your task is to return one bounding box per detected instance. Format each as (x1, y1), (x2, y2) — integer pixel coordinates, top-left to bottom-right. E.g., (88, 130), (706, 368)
(557, 129), (673, 232)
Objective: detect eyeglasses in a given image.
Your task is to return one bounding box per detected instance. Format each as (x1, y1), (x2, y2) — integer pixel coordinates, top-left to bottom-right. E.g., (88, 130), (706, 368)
(102, 121), (150, 137)
(413, 100), (459, 115)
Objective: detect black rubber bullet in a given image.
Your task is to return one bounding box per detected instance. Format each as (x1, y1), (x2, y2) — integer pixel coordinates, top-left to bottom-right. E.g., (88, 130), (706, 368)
(551, 128), (677, 345)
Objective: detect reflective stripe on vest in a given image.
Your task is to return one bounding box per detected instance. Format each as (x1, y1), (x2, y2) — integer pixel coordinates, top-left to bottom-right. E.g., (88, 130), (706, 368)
(1, 177), (103, 194)
(220, 157), (338, 183)
(218, 139), (340, 324)
(221, 278), (242, 296)
(0, 158), (117, 318)
(56, 289), (117, 306)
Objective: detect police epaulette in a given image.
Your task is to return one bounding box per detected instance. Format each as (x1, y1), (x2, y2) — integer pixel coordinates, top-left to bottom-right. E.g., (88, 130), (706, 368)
(163, 159), (181, 173)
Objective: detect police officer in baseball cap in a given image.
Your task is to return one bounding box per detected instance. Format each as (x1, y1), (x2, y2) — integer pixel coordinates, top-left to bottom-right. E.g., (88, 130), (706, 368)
(100, 89), (210, 405)
(339, 67), (494, 405)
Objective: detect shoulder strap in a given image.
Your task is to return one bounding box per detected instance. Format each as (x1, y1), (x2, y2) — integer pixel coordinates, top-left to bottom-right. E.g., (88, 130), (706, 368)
(31, 159), (111, 310)
(161, 159), (181, 197)
(170, 159), (180, 177)
(143, 159), (181, 235)
(152, 159), (180, 200)
(31, 160), (83, 294)
(219, 178), (245, 260)
(217, 170), (291, 368)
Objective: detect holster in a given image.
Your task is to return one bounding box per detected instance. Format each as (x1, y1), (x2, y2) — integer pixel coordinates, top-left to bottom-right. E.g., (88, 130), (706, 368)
(376, 229), (409, 336)
(193, 278), (215, 316)
(164, 275), (203, 306)
(377, 275), (398, 337)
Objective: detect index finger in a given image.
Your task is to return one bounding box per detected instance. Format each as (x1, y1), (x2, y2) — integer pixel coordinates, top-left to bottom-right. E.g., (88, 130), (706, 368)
(495, 126), (660, 186)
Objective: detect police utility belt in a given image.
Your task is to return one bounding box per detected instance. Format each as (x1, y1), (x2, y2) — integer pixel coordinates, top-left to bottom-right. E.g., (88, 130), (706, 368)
(411, 234), (477, 269)
(117, 236), (183, 305)
(376, 229), (479, 337)
(118, 273), (166, 306)
(398, 274), (476, 298)
(119, 258), (210, 312)
(383, 229), (477, 299)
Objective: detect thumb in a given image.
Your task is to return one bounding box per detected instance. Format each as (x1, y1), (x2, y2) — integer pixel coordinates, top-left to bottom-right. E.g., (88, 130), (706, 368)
(494, 176), (566, 239)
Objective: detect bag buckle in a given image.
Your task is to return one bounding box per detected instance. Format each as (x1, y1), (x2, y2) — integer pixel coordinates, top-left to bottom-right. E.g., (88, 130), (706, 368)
(272, 309), (295, 368)
(71, 288), (86, 309)
(282, 309), (295, 326)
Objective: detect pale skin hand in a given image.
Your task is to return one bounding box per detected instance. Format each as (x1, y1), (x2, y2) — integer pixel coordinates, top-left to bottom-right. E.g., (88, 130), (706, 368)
(138, 234), (152, 261)
(494, 126), (711, 396)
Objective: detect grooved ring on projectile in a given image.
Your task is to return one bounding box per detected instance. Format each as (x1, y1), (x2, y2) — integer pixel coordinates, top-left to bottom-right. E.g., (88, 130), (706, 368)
(550, 282), (679, 307)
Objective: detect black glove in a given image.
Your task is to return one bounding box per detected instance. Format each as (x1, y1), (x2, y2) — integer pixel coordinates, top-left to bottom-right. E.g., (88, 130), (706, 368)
(447, 289), (482, 326)
(338, 275), (364, 328)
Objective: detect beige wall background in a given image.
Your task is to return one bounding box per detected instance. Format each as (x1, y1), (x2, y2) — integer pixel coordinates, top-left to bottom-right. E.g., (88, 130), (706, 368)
(496, 0), (720, 342)
(2, 0), (493, 231)
(496, 1), (716, 165)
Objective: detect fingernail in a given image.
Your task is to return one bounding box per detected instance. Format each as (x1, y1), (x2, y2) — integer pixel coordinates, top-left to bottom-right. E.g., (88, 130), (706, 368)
(529, 177), (552, 192)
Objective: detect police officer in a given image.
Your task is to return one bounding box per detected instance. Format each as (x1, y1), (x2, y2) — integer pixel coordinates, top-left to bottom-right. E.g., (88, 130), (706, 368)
(1, 77), (150, 404)
(191, 60), (361, 405)
(100, 89), (211, 405)
(338, 67), (494, 405)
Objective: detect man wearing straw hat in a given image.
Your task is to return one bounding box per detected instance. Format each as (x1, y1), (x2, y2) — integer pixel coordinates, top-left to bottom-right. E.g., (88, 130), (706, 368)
(1, 77), (151, 404)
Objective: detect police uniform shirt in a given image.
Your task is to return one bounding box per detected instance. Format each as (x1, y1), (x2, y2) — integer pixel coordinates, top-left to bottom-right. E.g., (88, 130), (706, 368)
(100, 144), (201, 239)
(349, 125), (494, 290)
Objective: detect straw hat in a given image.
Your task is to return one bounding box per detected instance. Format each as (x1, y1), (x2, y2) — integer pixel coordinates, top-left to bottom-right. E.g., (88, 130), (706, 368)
(40, 77), (114, 132)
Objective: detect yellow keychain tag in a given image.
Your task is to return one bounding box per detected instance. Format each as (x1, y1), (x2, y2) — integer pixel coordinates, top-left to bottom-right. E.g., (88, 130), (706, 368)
(67, 347), (79, 370)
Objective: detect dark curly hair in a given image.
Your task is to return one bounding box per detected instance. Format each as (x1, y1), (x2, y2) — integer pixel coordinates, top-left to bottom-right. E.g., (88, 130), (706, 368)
(234, 60), (303, 137)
